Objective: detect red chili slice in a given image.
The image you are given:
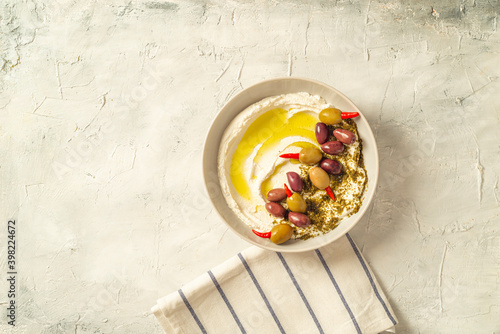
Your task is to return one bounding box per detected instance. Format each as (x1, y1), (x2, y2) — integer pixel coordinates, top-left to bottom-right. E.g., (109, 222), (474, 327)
(279, 153), (300, 159)
(325, 186), (336, 201)
(341, 112), (359, 119)
(252, 230), (271, 238)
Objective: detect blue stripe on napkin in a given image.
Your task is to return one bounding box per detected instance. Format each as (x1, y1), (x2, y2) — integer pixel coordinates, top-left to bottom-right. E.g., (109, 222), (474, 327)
(207, 270), (246, 333)
(277, 252), (325, 334)
(346, 233), (397, 325)
(238, 253), (286, 334)
(315, 249), (362, 334)
(178, 289), (207, 333)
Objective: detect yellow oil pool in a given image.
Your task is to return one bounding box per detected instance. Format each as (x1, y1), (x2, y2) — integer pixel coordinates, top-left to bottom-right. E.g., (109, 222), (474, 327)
(229, 108), (318, 200)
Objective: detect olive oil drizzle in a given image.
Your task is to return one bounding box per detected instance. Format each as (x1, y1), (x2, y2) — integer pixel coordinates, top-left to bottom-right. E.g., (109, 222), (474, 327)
(229, 108), (317, 200)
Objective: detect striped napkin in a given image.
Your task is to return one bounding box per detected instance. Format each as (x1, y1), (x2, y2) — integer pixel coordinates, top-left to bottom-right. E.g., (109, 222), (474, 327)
(152, 234), (397, 333)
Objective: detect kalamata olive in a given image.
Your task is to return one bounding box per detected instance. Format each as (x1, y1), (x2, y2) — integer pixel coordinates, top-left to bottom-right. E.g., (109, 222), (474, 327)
(309, 166), (330, 189)
(265, 202), (286, 218)
(320, 159), (342, 175)
(286, 172), (303, 192)
(321, 141), (344, 155)
(333, 129), (356, 144)
(288, 212), (311, 227)
(319, 108), (342, 125)
(270, 224), (293, 244)
(299, 147), (322, 165)
(315, 122), (329, 144)
(286, 193), (307, 213)
(267, 188), (287, 202)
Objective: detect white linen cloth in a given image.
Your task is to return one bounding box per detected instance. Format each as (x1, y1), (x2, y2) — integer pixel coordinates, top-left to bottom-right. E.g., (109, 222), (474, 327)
(152, 234), (397, 333)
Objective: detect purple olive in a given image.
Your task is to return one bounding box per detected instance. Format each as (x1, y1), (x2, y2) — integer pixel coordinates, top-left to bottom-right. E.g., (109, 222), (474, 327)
(315, 122), (329, 144)
(320, 159), (342, 175)
(288, 212), (311, 227)
(265, 202), (287, 218)
(333, 129), (356, 144)
(267, 188), (287, 202)
(286, 172), (303, 192)
(321, 141), (344, 155)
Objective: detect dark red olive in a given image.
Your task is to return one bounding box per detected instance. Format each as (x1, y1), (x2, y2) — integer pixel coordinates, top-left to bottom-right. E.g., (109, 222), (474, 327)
(333, 129), (356, 144)
(267, 188), (287, 202)
(320, 159), (342, 175)
(286, 172), (303, 192)
(288, 212), (311, 227)
(315, 122), (329, 144)
(265, 202), (287, 218)
(321, 141), (344, 155)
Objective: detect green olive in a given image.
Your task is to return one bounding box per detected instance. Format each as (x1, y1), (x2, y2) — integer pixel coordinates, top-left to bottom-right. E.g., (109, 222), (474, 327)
(286, 193), (307, 213)
(319, 108), (342, 125)
(270, 224), (293, 244)
(309, 166), (330, 189)
(299, 147), (322, 165)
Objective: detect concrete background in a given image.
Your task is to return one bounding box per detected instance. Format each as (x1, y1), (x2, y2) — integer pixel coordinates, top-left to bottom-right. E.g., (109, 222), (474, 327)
(1, 0), (499, 332)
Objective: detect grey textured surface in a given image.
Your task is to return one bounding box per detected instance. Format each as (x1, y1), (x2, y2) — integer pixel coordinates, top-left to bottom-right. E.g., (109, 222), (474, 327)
(1, 0), (499, 333)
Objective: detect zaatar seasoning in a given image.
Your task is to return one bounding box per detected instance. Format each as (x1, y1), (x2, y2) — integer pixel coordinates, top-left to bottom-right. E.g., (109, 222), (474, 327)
(294, 118), (367, 240)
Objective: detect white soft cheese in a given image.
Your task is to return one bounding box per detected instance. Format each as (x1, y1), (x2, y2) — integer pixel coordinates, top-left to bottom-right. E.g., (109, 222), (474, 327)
(217, 92), (366, 235)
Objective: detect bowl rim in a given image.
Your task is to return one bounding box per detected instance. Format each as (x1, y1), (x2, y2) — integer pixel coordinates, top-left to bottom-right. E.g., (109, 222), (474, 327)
(202, 76), (379, 252)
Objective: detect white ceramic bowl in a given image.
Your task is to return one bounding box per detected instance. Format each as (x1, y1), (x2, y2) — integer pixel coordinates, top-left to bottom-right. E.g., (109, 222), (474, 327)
(203, 77), (378, 252)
